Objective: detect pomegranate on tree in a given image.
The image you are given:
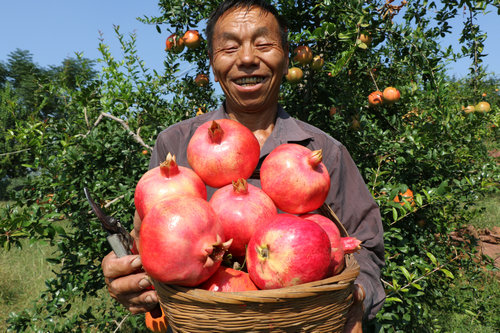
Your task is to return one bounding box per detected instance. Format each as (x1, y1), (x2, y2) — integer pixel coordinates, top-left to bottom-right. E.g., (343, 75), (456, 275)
(293, 45), (313, 65)
(300, 213), (345, 276)
(200, 266), (259, 292)
(382, 87), (401, 104)
(260, 143), (331, 214)
(183, 30), (201, 49)
(187, 119), (260, 188)
(139, 196), (232, 286)
(209, 178), (277, 258)
(311, 55), (324, 71)
(368, 91), (384, 107)
(165, 33), (185, 53)
(134, 153), (207, 220)
(195, 73), (209, 87)
(285, 67), (303, 83)
(246, 214), (331, 289)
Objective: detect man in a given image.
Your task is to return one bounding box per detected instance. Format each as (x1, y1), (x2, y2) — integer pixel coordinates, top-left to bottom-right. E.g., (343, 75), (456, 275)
(102, 1), (385, 331)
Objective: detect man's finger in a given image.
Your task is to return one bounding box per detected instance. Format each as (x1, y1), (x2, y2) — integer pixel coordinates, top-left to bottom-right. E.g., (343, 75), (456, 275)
(114, 290), (159, 315)
(101, 252), (143, 279)
(107, 271), (152, 296)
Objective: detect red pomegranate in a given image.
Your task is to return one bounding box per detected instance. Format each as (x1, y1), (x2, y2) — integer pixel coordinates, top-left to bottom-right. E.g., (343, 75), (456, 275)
(209, 178), (277, 258)
(187, 119), (260, 188)
(300, 213), (345, 276)
(139, 196), (232, 286)
(341, 236), (362, 254)
(260, 144), (331, 214)
(199, 266), (259, 292)
(134, 153), (207, 220)
(246, 214), (331, 289)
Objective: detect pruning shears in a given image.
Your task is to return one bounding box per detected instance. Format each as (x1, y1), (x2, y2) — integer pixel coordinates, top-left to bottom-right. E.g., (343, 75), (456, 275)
(84, 187), (134, 257)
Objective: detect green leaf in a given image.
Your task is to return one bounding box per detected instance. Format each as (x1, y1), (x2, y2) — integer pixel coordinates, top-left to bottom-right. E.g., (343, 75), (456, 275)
(399, 266), (411, 281)
(440, 268), (454, 279)
(392, 207), (398, 221)
(426, 252), (437, 266)
(386, 297), (403, 303)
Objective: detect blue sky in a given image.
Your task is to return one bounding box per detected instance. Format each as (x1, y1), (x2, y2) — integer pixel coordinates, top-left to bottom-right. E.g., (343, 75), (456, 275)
(0, 1), (498, 80)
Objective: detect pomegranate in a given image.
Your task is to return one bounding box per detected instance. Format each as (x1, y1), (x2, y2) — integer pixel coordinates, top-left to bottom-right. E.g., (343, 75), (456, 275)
(293, 45), (313, 65)
(311, 55), (324, 71)
(246, 214), (331, 289)
(187, 119), (260, 188)
(194, 73), (209, 87)
(341, 237), (362, 254)
(260, 143), (331, 214)
(285, 67), (303, 83)
(475, 101), (491, 112)
(200, 266), (259, 292)
(139, 196), (232, 286)
(165, 33), (185, 53)
(358, 33), (373, 46)
(300, 213), (345, 276)
(368, 91), (383, 107)
(382, 87), (401, 104)
(209, 178), (277, 258)
(183, 30), (201, 49)
(134, 153), (207, 220)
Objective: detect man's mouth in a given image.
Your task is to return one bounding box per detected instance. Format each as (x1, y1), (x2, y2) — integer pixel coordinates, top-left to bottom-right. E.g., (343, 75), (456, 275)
(234, 76), (265, 86)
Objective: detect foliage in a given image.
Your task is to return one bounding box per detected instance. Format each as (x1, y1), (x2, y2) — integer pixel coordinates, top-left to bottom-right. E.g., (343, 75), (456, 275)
(1, 0), (499, 332)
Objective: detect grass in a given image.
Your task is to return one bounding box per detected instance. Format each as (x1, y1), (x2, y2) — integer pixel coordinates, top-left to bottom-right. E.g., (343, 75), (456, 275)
(433, 190), (500, 332)
(469, 191), (500, 230)
(0, 238), (57, 331)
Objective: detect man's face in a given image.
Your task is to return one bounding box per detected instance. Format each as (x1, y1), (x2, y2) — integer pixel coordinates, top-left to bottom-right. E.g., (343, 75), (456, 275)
(210, 6), (288, 113)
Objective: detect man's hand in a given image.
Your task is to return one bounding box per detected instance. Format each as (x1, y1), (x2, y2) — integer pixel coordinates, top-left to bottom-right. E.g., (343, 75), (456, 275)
(343, 284), (365, 333)
(102, 252), (158, 314)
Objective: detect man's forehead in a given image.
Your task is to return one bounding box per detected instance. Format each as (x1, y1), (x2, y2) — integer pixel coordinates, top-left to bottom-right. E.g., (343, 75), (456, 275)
(214, 6), (275, 31)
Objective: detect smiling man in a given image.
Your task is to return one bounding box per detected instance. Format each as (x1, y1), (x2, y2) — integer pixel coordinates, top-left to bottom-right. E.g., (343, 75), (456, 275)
(101, 1), (385, 332)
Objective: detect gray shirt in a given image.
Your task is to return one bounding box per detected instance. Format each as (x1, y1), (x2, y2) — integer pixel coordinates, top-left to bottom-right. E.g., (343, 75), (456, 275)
(149, 103), (385, 320)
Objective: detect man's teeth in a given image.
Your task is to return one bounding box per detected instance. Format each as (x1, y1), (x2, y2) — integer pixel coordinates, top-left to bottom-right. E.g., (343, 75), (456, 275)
(235, 77), (264, 86)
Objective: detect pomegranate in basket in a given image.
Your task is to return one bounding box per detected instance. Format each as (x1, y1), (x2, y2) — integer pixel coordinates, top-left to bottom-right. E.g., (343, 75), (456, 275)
(246, 214), (331, 289)
(140, 195), (232, 286)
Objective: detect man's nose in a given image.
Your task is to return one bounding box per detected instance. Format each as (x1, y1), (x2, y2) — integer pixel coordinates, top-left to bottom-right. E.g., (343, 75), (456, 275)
(237, 43), (259, 67)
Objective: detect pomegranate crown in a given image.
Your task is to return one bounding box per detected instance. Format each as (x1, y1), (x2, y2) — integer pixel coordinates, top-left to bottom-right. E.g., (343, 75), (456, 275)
(208, 120), (224, 144)
(159, 153), (180, 178)
(308, 149), (324, 169)
(232, 178), (249, 194)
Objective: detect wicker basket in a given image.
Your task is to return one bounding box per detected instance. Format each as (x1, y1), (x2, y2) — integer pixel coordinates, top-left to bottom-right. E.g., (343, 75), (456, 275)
(152, 204), (360, 332)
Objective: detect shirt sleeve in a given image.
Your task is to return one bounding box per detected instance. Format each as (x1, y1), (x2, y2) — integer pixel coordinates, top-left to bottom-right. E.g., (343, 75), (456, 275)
(327, 144), (385, 321)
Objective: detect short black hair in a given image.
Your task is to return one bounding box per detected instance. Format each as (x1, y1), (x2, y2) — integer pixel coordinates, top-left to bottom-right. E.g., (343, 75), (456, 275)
(205, 0), (288, 54)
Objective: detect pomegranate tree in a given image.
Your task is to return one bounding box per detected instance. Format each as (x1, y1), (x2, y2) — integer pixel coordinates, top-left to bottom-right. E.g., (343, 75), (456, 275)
(209, 178), (277, 258)
(139, 196), (232, 286)
(199, 266), (258, 292)
(260, 143), (331, 214)
(134, 153), (207, 220)
(187, 119), (260, 188)
(246, 214), (331, 289)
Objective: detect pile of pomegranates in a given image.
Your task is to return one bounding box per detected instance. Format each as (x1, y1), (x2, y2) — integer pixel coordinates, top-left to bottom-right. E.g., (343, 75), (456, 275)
(135, 119), (361, 292)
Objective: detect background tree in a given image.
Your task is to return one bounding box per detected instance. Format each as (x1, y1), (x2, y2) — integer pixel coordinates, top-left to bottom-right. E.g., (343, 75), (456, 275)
(1, 1), (498, 331)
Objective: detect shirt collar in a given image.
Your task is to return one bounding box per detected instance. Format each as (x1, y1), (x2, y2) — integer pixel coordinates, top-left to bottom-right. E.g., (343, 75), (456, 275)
(215, 101), (313, 156)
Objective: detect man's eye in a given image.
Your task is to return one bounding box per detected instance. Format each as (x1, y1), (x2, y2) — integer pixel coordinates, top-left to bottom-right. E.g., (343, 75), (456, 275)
(257, 43), (273, 50)
(224, 46), (238, 53)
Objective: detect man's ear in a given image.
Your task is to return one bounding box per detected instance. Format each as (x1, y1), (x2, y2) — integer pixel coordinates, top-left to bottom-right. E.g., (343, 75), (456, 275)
(283, 43), (289, 76)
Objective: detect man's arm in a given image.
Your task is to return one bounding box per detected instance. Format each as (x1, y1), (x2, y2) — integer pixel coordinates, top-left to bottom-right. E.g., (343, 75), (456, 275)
(328, 144), (386, 321)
